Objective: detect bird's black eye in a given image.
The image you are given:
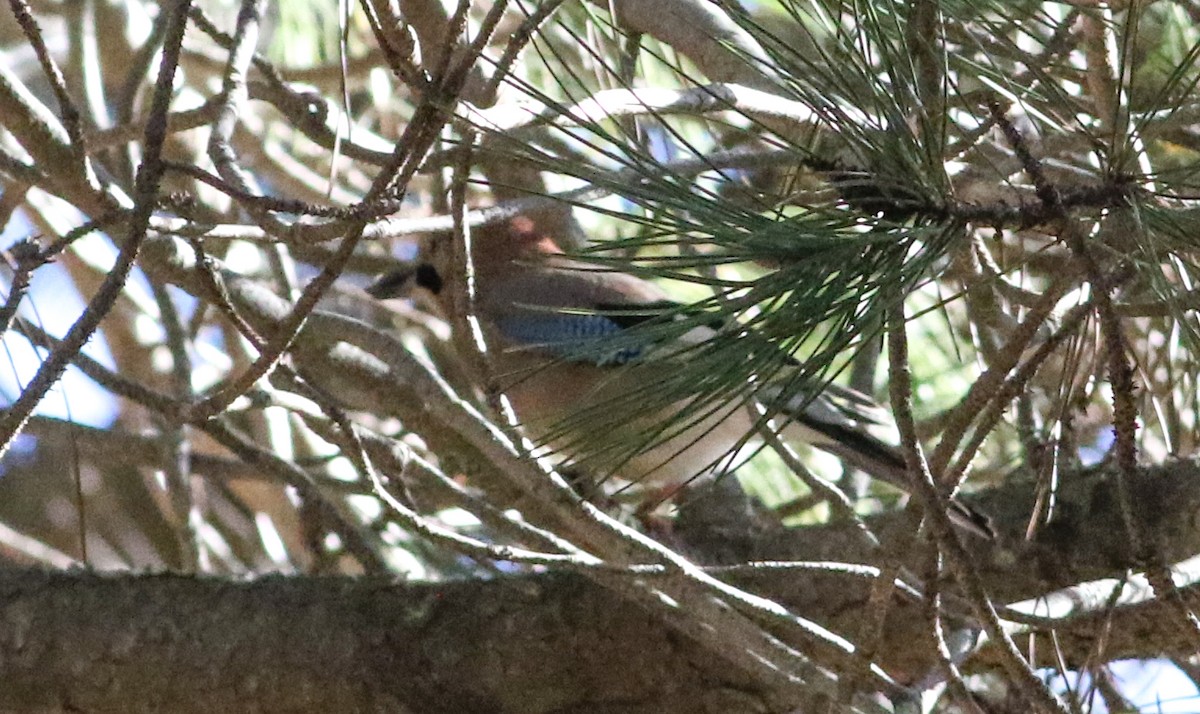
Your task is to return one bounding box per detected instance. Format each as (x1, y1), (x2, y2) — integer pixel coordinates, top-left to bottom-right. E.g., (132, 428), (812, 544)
(415, 263), (444, 294)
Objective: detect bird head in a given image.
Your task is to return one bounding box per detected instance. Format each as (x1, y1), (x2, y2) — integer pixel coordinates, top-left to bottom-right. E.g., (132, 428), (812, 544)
(365, 216), (565, 302)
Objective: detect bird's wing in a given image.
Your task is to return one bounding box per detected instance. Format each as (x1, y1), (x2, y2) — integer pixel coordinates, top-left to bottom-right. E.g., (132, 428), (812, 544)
(482, 261), (717, 366)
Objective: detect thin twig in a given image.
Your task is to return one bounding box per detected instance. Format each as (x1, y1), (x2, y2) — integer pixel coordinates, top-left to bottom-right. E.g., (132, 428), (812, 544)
(928, 270), (1078, 483)
(0, 0), (192, 461)
(0, 239), (47, 338)
(923, 549), (987, 714)
(151, 282), (203, 569)
(888, 301), (1070, 714)
(199, 418), (390, 574)
(7, 0), (89, 166)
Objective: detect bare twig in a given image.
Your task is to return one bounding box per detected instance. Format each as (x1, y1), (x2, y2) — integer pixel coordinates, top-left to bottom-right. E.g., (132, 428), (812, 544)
(0, 0), (192, 461)
(888, 301), (1070, 714)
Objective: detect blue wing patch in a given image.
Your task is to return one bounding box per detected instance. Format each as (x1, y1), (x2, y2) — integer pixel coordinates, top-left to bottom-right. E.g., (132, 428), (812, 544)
(495, 312), (645, 365)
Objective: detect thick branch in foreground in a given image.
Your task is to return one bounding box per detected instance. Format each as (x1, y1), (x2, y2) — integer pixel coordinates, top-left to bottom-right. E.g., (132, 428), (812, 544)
(0, 569), (770, 714)
(682, 458), (1200, 605)
(676, 457), (1200, 679)
(3, 460), (1200, 712)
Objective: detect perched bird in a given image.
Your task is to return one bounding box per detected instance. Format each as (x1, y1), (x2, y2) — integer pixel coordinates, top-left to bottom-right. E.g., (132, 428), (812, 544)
(369, 216), (992, 537)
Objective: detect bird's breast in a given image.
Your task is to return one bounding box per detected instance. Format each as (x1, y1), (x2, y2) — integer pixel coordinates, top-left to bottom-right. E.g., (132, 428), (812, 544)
(489, 346), (749, 488)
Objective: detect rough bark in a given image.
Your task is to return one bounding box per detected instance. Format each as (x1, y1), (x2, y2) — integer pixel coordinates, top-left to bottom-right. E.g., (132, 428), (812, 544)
(0, 568), (768, 714)
(2, 459), (1198, 713)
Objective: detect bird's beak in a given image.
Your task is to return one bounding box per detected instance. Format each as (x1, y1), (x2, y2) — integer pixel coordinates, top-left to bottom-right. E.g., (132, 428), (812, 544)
(365, 268), (416, 300)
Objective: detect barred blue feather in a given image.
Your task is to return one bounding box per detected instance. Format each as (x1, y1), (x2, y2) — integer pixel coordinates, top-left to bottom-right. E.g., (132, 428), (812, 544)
(494, 312), (645, 365)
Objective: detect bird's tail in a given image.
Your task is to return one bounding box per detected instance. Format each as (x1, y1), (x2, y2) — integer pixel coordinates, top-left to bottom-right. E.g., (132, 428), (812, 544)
(765, 383), (995, 539)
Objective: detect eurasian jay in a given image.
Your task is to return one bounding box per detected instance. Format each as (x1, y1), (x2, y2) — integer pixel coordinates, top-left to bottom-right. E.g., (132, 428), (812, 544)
(369, 216), (992, 537)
